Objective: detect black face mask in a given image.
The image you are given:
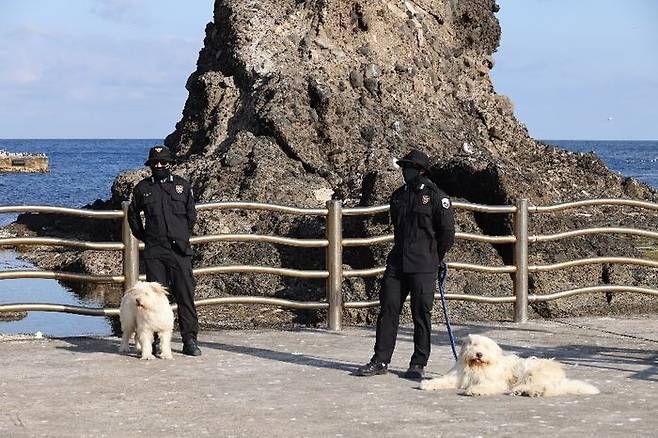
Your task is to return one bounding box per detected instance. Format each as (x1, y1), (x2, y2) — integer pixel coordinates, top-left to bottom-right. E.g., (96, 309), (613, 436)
(151, 166), (171, 181)
(402, 167), (421, 185)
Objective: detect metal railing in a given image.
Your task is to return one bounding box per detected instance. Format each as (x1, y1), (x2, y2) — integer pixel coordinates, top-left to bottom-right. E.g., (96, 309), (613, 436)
(1, 197), (657, 329)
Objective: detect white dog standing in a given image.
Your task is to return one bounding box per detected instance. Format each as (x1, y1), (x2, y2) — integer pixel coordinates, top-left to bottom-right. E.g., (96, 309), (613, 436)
(420, 334), (599, 397)
(119, 281), (174, 360)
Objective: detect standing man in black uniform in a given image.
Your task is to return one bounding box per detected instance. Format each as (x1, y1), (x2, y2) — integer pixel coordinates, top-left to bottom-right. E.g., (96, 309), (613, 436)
(127, 145), (201, 356)
(357, 149), (455, 378)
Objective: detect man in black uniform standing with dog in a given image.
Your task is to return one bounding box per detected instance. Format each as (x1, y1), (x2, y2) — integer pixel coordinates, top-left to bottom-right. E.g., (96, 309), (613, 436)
(127, 145), (201, 356)
(357, 149), (455, 378)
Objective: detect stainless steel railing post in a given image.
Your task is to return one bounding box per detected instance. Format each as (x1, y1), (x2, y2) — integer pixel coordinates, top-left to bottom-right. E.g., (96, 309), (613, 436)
(513, 198), (529, 322)
(326, 200), (343, 331)
(121, 201), (139, 291)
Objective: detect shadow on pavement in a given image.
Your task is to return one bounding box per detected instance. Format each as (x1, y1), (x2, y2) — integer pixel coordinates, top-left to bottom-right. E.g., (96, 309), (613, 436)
(498, 342), (658, 382)
(198, 340), (362, 373)
(54, 336), (121, 354)
(49, 325), (658, 382)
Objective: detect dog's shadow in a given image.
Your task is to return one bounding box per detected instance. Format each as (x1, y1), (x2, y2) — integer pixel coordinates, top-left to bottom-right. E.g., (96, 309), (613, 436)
(54, 336), (123, 355)
(53, 336), (186, 358)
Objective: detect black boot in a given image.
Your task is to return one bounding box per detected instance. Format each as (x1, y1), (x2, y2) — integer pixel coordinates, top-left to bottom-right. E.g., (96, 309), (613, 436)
(182, 334), (201, 356)
(403, 364), (424, 379)
(355, 361), (388, 377)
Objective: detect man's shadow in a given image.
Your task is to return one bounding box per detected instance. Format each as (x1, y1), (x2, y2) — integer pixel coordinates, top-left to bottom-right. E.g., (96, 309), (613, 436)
(197, 337), (362, 374)
(53, 332), (363, 374)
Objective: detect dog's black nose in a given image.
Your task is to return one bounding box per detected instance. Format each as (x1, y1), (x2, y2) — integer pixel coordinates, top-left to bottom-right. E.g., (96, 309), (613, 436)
(476, 352), (483, 359)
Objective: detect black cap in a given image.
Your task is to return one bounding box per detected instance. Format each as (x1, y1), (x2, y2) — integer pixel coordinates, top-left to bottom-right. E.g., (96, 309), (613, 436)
(144, 146), (174, 166)
(396, 149), (430, 171)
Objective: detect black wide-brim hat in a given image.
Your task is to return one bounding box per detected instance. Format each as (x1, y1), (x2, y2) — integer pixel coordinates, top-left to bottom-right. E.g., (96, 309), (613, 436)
(396, 149), (430, 171)
(144, 145), (175, 166)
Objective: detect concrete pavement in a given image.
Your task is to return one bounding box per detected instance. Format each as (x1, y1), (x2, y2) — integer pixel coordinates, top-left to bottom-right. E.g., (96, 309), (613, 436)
(2, 316), (658, 437)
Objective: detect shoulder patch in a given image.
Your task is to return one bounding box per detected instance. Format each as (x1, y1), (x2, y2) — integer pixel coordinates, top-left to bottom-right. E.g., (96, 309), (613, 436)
(441, 198), (451, 209)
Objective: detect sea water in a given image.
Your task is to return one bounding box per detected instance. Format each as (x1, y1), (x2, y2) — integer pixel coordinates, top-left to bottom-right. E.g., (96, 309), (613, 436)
(0, 139), (154, 336)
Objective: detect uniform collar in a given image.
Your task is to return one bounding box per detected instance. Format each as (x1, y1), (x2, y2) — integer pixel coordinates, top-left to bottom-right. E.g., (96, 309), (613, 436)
(150, 174), (174, 184)
(406, 176), (429, 192)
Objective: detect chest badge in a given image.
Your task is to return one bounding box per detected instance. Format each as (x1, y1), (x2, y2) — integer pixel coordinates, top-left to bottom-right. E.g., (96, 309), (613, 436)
(175, 185), (184, 194)
(422, 195), (431, 205)
(441, 198), (451, 209)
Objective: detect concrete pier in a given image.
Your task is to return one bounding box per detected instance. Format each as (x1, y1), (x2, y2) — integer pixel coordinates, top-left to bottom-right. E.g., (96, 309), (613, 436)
(2, 316), (658, 437)
(0, 150), (48, 173)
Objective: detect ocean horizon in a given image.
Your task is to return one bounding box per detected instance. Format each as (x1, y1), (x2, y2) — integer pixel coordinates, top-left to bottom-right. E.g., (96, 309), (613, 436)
(1, 138), (656, 211)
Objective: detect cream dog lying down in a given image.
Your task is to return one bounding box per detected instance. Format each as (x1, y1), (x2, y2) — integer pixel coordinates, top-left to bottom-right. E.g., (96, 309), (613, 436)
(118, 281), (174, 360)
(420, 334), (599, 397)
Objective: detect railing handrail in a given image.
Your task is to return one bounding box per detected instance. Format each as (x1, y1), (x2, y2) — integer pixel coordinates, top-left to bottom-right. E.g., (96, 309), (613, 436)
(195, 201), (328, 215)
(530, 227), (658, 242)
(0, 198), (518, 220)
(530, 198), (658, 213)
(528, 285), (658, 301)
(190, 234), (328, 248)
(341, 201), (516, 215)
(451, 201), (517, 213)
(2, 197), (657, 328)
(0, 270), (124, 283)
(343, 262), (516, 278)
(342, 232), (515, 247)
(529, 257), (658, 272)
(4, 197), (655, 218)
(5, 284), (658, 317)
(190, 266), (329, 279)
(0, 205), (123, 218)
(0, 237), (123, 251)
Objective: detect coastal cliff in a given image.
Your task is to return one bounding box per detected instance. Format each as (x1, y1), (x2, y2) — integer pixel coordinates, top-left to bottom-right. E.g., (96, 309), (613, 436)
(14, 0), (658, 327)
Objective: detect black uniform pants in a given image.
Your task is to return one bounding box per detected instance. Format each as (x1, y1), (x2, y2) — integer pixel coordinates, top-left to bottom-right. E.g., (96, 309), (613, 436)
(372, 268), (436, 366)
(144, 250), (199, 339)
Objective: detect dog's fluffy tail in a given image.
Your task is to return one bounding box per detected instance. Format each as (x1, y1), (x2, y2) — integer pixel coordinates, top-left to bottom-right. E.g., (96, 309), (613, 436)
(557, 379), (600, 395)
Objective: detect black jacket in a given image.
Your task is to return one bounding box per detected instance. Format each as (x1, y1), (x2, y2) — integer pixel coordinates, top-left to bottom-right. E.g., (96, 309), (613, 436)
(386, 176), (455, 273)
(127, 174), (197, 258)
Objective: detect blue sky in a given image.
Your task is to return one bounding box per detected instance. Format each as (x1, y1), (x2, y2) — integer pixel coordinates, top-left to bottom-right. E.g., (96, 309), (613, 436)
(0, 0), (656, 140)
(0, 0), (213, 139)
(492, 0), (658, 140)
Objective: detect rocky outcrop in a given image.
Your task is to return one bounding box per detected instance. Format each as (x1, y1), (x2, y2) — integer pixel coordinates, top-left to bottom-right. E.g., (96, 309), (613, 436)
(11, 0), (658, 327)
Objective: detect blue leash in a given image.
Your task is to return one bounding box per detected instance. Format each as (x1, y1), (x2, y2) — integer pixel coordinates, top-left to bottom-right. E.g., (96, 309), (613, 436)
(437, 262), (458, 361)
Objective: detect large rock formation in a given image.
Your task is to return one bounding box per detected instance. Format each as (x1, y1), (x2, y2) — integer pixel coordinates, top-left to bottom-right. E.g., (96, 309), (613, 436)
(13, 0), (658, 327)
